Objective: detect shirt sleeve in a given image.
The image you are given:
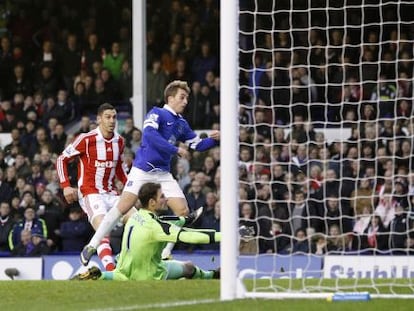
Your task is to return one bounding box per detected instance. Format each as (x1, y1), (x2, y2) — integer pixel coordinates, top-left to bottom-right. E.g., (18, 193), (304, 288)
(152, 219), (221, 245)
(144, 127), (179, 155)
(115, 136), (128, 184)
(143, 111), (178, 155)
(189, 137), (218, 152)
(151, 219), (182, 243)
(181, 120), (218, 151)
(56, 134), (84, 188)
(177, 228), (221, 244)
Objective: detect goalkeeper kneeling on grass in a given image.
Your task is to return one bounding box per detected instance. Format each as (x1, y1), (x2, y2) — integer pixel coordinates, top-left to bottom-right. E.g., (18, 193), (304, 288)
(72, 182), (220, 281)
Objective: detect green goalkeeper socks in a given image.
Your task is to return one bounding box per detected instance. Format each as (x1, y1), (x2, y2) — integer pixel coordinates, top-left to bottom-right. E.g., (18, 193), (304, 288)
(191, 267), (214, 279)
(101, 271), (128, 281)
(100, 271), (113, 280)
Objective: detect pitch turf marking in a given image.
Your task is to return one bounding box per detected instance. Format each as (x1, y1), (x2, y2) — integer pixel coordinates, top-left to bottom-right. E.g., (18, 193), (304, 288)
(87, 298), (219, 310)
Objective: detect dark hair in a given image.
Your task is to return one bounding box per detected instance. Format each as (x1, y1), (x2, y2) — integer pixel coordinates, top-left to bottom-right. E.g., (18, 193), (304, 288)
(295, 228), (306, 236)
(138, 182), (161, 208)
(97, 103), (115, 115)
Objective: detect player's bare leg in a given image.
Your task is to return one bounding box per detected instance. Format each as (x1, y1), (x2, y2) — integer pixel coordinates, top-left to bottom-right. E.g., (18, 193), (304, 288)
(161, 197), (189, 260)
(80, 191), (138, 266)
(166, 197), (189, 216)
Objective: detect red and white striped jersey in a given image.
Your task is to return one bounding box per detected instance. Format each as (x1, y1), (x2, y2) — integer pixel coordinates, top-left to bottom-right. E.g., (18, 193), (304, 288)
(56, 127), (128, 196)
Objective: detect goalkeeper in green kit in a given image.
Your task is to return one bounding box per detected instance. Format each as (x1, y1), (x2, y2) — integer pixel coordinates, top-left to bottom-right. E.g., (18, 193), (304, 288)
(71, 182), (220, 281)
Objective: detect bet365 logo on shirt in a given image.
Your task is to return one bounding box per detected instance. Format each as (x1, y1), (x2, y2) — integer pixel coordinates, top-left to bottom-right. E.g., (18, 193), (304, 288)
(94, 160), (115, 168)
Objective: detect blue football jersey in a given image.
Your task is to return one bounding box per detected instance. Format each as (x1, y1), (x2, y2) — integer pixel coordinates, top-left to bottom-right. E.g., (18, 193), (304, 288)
(134, 105), (217, 172)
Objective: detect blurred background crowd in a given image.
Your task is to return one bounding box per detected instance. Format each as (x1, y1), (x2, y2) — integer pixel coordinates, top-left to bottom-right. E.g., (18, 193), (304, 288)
(0, 0), (221, 256)
(237, 0), (414, 255)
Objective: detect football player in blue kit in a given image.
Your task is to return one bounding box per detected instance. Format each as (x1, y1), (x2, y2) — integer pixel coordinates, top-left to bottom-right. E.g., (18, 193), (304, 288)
(80, 80), (220, 265)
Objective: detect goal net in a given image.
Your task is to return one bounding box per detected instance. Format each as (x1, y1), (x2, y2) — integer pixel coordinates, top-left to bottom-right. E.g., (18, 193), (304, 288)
(221, 0), (414, 300)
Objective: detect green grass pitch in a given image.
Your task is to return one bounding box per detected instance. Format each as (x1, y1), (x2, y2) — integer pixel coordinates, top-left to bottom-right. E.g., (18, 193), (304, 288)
(0, 279), (413, 311)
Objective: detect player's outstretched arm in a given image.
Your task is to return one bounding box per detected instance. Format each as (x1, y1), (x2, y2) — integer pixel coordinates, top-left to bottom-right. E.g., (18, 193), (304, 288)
(153, 217), (220, 245)
(177, 228), (221, 245)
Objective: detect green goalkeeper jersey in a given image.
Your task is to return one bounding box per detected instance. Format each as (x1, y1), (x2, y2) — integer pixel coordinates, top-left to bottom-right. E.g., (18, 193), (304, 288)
(113, 208), (220, 281)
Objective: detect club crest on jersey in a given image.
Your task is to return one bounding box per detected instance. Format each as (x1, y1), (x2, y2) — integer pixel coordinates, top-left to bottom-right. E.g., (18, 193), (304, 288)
(148, 113), (159, 122)
(94, 160), (115, 168)
(63, 145), (77, 156)
(127, 180), (133, 187)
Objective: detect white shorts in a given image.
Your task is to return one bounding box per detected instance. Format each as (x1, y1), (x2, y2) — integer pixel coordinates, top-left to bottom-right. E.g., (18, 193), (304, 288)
(79, 193), (120, 223)
(123, 167), (185, 199)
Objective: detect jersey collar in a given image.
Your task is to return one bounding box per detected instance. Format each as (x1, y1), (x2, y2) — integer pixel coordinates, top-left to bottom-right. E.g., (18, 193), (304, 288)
(163, 104), (179, 116)
(96, 126), (118, 141)
(139, 208), (157, 218)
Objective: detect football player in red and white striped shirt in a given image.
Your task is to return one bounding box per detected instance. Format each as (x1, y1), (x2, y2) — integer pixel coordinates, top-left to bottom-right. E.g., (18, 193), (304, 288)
(56, 103), (128, 271)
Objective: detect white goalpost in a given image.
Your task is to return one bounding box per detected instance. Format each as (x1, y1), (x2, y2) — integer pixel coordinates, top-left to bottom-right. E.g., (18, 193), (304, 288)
(221, 0), (414, 300)
(220, 0), (240, 301)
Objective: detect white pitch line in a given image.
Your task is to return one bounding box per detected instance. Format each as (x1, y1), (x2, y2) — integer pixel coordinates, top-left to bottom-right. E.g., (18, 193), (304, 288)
(87, 298), (219, 311)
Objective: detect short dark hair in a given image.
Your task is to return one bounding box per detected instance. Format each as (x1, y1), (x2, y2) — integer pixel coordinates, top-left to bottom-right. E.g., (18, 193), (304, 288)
(138, 182), (161, 208)
(97, 103), (115, 115)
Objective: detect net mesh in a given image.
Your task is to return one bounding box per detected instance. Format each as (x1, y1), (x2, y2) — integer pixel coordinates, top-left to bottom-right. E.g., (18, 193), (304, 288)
(237, 0), (414, 296)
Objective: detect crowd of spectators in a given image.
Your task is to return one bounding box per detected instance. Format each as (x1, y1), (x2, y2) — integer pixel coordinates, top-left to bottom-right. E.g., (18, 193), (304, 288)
(0, 0), (221, 256)
(239, 1), (414, 124)
(236, 1), (414, 255)
(0, 0), (134, 256)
